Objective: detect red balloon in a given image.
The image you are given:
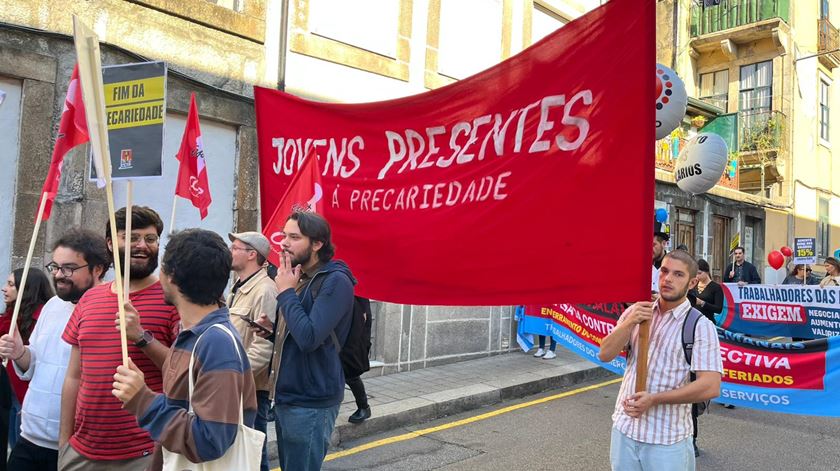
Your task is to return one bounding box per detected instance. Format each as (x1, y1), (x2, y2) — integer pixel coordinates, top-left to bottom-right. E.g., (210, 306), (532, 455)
(780, 246), (793, 257)
(767, 251), (785, 270)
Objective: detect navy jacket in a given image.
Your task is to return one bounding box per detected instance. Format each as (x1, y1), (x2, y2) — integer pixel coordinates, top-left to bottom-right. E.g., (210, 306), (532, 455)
(723, 261), (761, 284)
(275, 260), (355, 408)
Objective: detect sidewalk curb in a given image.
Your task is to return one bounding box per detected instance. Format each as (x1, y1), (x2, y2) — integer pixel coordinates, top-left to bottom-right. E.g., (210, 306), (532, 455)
(330, 363), (613, 446)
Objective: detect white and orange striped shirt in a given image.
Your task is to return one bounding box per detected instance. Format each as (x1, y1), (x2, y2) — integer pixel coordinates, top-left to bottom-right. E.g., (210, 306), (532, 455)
(611, 299), (723, 445)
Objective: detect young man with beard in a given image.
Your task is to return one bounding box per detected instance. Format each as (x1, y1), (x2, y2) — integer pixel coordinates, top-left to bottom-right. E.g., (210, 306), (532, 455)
(112, 229), (257, 471)
(255, 211), (355, 471)
(723, 246), (761, 285)
(598, 251), (723, 471)
(226, 231), (280, 471)
(0, 229), (109, 470)
(58, 207), (179, 470)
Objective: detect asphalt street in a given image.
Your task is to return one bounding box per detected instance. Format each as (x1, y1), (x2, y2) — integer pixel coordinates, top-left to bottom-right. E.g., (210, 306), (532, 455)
(323, 377), (840, 471)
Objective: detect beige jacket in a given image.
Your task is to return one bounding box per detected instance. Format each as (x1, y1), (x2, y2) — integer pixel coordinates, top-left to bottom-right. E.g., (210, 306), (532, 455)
(227, 268), (282, 392)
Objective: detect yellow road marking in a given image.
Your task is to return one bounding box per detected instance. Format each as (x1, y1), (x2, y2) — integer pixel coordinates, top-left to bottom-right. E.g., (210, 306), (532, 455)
(322, 377), (622, 462)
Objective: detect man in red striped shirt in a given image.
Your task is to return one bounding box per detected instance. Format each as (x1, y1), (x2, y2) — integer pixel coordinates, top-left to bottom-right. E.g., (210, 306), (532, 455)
(58, 207), (179, 471)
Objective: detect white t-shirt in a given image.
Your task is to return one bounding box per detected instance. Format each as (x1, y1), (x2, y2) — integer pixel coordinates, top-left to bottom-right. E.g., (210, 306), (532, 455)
(13, 295), (75, 450)
(651, 264), (660, 293)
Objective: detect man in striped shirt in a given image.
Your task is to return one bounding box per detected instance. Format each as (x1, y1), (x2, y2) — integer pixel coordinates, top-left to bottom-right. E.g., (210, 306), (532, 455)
(112, 229), (257, 471)
(59, 207), (179, 470)
(599, 250), (722, 471)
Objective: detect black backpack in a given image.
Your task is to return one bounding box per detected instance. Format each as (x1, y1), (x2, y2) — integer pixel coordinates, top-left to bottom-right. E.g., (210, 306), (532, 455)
(308, 274), (372, 379)
(682, 308), (711, 416)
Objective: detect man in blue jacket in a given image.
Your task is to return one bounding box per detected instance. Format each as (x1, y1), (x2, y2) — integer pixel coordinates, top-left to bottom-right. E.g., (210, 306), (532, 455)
(259, 211), (355, 471)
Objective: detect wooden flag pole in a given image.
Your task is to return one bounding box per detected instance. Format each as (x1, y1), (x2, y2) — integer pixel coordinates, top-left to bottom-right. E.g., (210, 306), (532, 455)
(635, 321), (651, 393)
(169, 194), (178, 235)
(123, 181), (133, 300)
(74, 19), (129, 366)
(103, 154), (129, 366)
(635, 294), (657, 393)
(2, 193), (49, 367)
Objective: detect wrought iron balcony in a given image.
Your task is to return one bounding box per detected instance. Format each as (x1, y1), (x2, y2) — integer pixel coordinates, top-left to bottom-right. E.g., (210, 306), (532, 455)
(818, 17), (840, 68)
(691, 0), (790, 37)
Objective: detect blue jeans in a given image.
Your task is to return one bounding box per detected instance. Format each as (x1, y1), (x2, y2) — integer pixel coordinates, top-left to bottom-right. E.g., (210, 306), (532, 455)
(538, 335), (556, 351)
(610, 427), (694, 471)
(254, 391), (271, 471)
(9, 393), (21, 449)
(274, 404), (340, 471)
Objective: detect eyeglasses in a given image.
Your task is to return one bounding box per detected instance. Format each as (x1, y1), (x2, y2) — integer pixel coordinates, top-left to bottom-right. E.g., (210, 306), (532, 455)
(119, 234), (160, 246)
(45, 263), (89, 276)
(230, 245), (256, 253)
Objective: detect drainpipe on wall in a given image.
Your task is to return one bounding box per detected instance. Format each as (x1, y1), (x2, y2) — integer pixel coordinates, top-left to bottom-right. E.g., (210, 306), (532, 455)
(277, 0), (290, 91)
(671, 0), (680, 69)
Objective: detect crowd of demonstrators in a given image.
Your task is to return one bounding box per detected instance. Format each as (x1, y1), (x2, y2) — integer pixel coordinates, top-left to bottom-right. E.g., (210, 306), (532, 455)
(226, 231), (280, 471)
(0, 268), (53, 468)
(113, 229), (258, 471)
(820, 257), (840, 287)
(723, 247), (762, 285)
(0, 229), (109, 470)
(59, 207), (180, 470)
(599, 250), (723, 471)
(0, 207), (361, 471)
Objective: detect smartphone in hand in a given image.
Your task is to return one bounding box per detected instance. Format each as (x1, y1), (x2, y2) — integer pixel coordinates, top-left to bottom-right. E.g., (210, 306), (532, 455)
(235, 314), (272, 335)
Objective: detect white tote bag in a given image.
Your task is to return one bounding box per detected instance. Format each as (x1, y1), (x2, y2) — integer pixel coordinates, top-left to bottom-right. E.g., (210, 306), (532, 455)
(162, 324), (265, 471)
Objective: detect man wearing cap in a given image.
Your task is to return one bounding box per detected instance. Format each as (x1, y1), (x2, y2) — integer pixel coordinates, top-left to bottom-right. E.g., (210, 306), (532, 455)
(652, 221), (669, 295)
(227, 232), (281, 471)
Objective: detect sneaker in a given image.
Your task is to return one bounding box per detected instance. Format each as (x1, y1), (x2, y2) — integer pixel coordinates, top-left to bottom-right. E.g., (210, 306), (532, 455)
(533, 348), (546, 357)
(543, 350), (557, 359)
(723, 404), (735, 409)
(348, 407), (371, 424)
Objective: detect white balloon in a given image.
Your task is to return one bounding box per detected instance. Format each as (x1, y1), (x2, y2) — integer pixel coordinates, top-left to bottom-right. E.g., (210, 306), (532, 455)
(674, 133), (729, 195)
(655, 64), (688, 140)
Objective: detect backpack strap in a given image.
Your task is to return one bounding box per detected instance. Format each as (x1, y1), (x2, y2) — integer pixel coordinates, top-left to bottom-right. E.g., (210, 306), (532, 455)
(682, 307), (704, 383)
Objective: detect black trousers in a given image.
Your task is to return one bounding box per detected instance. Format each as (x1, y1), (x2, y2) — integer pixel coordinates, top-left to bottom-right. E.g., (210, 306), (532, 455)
(8, 437), (59, 471)
(346, 375), (369, 409)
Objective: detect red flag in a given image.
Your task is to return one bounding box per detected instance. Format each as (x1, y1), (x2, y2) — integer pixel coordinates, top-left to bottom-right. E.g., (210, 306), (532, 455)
(262, 148), (324, 266)
(40, 64), (89, 220)
(174, 93), (212, 219)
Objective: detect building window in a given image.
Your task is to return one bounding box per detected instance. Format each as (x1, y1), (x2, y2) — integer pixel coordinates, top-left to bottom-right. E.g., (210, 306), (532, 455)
(531, 2), (567, 44)
(437, 0), (505, 80)
(822, 0), (829, 19)
(821, 79), (830, 142)
(818, 197), (830, 258)
(308, 0), (400, 58)
(206, 0), (243, 12)
(699, 69), (729, 111)
(739, 61), (772, 113)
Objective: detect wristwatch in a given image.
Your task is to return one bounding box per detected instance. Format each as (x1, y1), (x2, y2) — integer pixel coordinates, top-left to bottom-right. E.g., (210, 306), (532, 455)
(135, 330), (154, 348)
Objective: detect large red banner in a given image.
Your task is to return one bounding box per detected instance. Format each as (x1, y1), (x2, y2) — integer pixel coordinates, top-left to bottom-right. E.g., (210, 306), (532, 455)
(255, 0), (655, 306)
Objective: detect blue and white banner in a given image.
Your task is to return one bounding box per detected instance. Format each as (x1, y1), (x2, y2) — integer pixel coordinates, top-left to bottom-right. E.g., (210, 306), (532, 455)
(719, 284), (840, 339)
(518, 303), (840, 417)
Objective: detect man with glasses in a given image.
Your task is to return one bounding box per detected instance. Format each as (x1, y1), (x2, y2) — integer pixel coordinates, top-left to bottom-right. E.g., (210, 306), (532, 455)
(58, 207), (180, 471)
(226, 232), (280, 471)
(0, 229), (109, 470)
